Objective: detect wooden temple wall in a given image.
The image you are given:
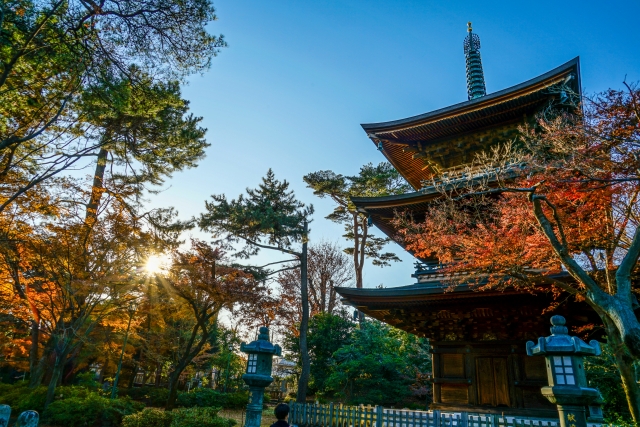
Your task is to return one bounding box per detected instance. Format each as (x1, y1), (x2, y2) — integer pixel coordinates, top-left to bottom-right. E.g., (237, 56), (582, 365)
(289, 403), (606, 427)
(431, 342), (551, 414)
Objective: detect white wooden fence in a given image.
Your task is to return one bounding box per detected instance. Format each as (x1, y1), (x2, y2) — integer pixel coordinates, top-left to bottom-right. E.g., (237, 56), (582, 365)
(289, 403), (604, 427)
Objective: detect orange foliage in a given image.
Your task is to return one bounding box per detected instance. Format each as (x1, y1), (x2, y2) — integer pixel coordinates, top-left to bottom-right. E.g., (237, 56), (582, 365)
(396, 84), (640, 298)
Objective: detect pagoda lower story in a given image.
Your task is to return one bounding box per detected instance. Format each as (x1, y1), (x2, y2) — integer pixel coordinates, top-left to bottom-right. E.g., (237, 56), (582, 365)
(336, 278), (601, 416)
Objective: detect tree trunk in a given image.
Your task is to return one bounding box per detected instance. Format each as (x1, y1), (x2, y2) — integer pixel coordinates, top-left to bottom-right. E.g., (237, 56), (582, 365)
(352, 213), (364, 289)
(29, 320), (39, 379)
(166, 368), (184, 409)
(604, 316), (640, 423)
(29, 334), (56, 388)
(357, 217), (368, 324)
(602, 294), (640, 360)
(155, 362), (162, 387)
(85, 148), (109, 228)
(45, 360), (64, 408)
(62, 343), (84, 385)
(29, 355), (46, 388)
(165, 325), (210, 408)
(296, 221), (310, 403)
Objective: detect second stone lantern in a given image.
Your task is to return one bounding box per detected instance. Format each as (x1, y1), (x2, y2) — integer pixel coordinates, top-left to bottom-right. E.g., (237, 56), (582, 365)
(240, 326), (282, 427)
(526, 315), (603, 427)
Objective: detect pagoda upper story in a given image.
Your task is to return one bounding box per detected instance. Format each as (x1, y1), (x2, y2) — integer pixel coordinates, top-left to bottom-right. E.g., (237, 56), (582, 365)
(355, 49), (580, 263)
(363, 56), (581, 190)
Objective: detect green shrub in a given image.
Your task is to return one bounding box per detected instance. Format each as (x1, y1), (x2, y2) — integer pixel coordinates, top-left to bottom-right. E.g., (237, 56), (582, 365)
(0, 384), (47, 413)
(222, 391), (248, 410)
(175, 389), (248, 410)
(100, 396), (145, 427)
(122, 408), (173, 427)
(75, 372), (100, 390)
(176, 389), (224, 408)
(122, 387), (169, 407)
(43, 392), (144, 427)
(0, 383), (15, 396)
(170, 407), (235, 427)
(121, 406), (236, 427)
(55, 385), (95, 400)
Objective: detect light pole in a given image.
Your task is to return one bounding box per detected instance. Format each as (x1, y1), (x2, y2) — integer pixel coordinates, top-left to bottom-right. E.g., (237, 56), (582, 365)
(224, 342), (234, 393)
(111, 302), (137, 399)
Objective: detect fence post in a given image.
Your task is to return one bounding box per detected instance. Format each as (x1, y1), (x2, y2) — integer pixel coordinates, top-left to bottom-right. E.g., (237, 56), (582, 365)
(460, 412), (469, 427)
(325, 403), (329, 427)
(433, 410), (440, 427)
(312, 403), (316, 426)
(303, 403), (307, 427)
(376, 405), (383, 427)
(291, 403), (295, 425)
(291, 402), (300, 425)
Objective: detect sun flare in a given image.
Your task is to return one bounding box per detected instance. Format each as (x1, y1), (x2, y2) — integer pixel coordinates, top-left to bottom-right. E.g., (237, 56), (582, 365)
(144, 254), (170, 274)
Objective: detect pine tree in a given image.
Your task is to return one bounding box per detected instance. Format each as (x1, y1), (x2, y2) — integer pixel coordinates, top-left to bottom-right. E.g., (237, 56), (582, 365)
(199, 169), (314, 402)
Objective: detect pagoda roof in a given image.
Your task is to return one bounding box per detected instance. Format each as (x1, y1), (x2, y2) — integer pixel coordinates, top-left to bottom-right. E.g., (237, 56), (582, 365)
(350, 169), (525, 261)
(362, 57), (581, 189)
(351, 189), (439, 252)
(335, 275), (601, 341)
(336, 282), (532, 309)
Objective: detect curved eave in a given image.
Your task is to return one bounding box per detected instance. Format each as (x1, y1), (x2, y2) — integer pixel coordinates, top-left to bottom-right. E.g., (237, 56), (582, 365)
(351, 190), (434, 208)
(351, 191), (437, 257)
(335, 284), (545, 311)
(335, 271), (569, 306)
(361, 57), (580, 133)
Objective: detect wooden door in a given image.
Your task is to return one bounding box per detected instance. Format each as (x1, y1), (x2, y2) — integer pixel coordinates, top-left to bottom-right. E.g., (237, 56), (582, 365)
(476, 357), (510, 407)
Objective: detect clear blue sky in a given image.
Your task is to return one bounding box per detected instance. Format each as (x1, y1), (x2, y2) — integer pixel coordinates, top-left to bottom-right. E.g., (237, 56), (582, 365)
(148, 0), (640, 289)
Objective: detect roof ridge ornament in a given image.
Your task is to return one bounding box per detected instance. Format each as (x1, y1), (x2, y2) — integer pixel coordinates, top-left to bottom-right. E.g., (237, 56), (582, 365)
(463, 22), (487, 100)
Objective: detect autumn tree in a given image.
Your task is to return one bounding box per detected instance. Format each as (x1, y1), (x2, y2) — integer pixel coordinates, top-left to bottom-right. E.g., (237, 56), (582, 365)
(198, 169), (314, 403)
(0, 175), (61, 377)
(304, 163), (411, 294)
(276, 241), (353, 333)
(0, 167), (193, 403)
(153, 239), (261, 409)
(17, 199), (148, 406)
(395, 84), (640, 420)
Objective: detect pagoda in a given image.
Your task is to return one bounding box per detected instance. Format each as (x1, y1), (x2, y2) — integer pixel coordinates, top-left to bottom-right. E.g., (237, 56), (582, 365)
(335, 24), (600, 416)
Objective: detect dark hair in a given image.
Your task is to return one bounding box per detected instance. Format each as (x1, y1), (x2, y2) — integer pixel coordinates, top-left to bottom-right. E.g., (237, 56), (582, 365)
(274, 403), (290, 420)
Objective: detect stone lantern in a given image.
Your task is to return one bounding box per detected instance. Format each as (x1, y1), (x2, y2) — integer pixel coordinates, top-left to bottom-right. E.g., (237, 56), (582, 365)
(0, 404), (10, 427)
(526, 315), (603, 427)
(240, 326), (282, 427)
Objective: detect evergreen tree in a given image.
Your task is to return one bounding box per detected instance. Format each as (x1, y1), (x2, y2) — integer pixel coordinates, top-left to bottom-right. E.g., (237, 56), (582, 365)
(324, 320), (431, 406)
(0, 0), (225, 212)
(304, 163), (411, 290)
(199, 169), (314, 402)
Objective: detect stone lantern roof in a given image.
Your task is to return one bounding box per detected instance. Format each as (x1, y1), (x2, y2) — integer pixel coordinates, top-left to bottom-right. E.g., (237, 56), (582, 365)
(526, 315), (601, 357)
(240, 326), (282, 356)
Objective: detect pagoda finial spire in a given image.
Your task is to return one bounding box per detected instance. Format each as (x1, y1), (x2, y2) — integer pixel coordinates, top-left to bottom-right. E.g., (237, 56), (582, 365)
(463, 22), (487, 100)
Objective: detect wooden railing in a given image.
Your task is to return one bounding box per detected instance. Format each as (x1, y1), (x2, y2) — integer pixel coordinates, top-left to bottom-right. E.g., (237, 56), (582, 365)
(289, 403), (604, 427)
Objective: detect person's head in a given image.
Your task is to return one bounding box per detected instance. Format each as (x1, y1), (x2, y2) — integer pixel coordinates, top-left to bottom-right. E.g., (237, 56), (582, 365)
(274, 403), (290, 421)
